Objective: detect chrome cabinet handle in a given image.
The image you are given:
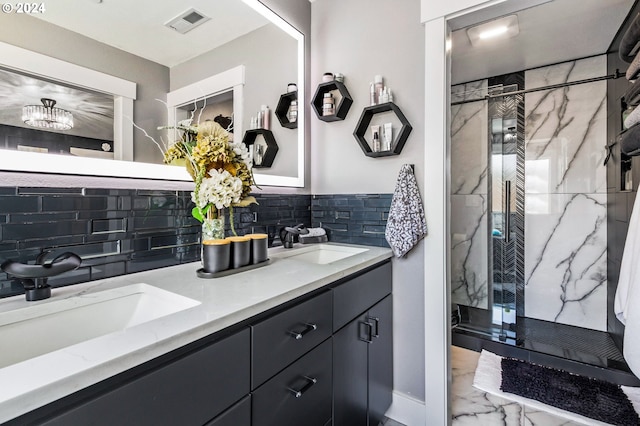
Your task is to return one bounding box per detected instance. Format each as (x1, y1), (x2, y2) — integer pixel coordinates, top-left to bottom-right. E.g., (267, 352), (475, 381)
(367, 316), (380, 338)
(288, 323), (317, 340)
(359, 321), (374, 343)
(288, 376), (317, 398)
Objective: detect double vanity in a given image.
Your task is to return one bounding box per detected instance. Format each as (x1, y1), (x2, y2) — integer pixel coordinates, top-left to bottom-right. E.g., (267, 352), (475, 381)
(0, 243), (392, 425)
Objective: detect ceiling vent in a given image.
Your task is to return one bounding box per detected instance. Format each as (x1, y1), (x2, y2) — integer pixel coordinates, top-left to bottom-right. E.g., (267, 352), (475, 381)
(165, 8), (210, 35)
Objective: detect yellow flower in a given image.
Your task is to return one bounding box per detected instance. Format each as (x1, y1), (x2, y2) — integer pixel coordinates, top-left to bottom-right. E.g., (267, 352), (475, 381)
(159, 119), (257, 223)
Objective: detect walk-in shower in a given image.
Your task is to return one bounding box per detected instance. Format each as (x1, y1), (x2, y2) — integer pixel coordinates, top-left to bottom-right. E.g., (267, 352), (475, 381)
(448, 0), (640, 382)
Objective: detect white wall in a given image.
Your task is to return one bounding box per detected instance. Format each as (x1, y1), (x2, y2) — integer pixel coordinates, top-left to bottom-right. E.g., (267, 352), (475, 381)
(311, 1), (426, 423)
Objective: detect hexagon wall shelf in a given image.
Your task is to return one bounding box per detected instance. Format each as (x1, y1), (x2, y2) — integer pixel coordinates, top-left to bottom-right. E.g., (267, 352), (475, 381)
(275, 91), (298, 129)
(353, 102), (412, 157)
(242, 129), (278, 168)
(311, 81), (353, 122)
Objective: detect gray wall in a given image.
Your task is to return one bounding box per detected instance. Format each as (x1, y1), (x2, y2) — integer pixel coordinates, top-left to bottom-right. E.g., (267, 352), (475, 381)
(171, 23), (298, 178)
(311, 0), (426, 402)
(0, 13), (170, 164)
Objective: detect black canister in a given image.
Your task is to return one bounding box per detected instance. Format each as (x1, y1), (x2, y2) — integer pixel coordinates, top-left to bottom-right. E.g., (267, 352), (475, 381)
(247, 233), (269, 264)
(226, 236), (251, 269)
(202, 239), (230, 273)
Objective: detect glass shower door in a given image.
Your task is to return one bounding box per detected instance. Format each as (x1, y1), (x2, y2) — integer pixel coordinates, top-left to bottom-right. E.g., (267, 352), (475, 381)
(489, 92), (520, 343)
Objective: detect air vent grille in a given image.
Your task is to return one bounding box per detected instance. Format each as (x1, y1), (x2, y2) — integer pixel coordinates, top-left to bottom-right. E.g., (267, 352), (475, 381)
(165, 8), (210, 35)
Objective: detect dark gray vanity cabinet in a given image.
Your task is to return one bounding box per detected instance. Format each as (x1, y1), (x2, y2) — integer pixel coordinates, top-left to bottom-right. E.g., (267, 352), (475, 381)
(250, 290), (333, 426)
(11, 260), (392, 426)
(251, 290), (332, 389)
(37, 328), (251, 426)
(333, 262), (393, 426)
(366, 295), (393, 425)
(204, 396), (251, 426)
(252, 338), (333, 426)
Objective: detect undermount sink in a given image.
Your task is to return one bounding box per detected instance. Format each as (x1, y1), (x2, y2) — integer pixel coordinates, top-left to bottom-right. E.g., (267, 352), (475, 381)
(287, 244), (369, 264)
(0, 284), (200, 368)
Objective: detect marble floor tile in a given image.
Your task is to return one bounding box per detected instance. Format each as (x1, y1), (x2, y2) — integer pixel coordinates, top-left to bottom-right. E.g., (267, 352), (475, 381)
(451, 346), (585, 426)
(522, 408), (584, 426)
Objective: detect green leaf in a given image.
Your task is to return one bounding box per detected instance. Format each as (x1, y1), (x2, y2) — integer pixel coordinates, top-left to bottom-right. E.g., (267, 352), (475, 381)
(191, 207), (204, 222)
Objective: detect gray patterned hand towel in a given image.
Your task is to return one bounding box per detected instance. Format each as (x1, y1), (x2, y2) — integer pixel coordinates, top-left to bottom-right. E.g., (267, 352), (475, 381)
(385, 164), (428, 257)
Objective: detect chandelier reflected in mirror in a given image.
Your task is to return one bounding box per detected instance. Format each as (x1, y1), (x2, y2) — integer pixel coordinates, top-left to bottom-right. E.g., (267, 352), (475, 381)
(22, 98), (74, 130)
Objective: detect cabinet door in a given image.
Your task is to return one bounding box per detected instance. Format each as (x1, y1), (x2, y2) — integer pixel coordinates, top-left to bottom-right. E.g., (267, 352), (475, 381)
(205, 395), (251, 426)
(333, 261), (392, 332)
(333, 312), (369, 426)
(39, 328), (250, 426)
(368, 295), (393, 426)
(252, 338), (332, 426)
(252, 290), (332, 388)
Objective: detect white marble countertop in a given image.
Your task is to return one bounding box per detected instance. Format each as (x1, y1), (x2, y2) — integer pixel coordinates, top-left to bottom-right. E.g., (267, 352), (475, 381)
(0, 243), (391, 423)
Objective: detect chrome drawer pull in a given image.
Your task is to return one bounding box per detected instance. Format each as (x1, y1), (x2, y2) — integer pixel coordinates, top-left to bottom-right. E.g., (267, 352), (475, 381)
(288, 323), (317, 340)
(288, 376), (317, 398)
(367, 316), (380, 338)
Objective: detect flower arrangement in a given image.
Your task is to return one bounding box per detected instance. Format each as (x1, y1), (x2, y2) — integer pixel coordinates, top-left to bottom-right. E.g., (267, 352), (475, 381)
(160, 119), (256, 237)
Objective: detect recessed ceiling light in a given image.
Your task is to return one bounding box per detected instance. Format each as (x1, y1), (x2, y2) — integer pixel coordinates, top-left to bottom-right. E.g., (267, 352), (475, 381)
(467, 15), (519, 46)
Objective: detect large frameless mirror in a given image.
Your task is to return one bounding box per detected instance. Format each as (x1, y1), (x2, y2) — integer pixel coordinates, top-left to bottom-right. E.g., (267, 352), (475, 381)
(0, 0), (304, 187)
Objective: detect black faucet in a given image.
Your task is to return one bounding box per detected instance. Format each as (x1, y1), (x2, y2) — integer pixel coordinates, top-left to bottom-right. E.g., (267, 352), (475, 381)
(281, 224), (310, 248)
(1, 251), (81, 301)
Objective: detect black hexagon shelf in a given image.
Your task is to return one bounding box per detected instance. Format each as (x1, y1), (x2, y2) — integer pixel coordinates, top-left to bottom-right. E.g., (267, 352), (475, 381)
(353, 102), (412, 157)
(242, 129), (279, 168)
(275, 91), (298, 129)
(311, 81), (353, 122)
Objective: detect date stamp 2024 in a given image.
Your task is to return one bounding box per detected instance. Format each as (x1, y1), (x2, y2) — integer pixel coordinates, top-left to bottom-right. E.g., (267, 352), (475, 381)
(1, 3), (46, 14)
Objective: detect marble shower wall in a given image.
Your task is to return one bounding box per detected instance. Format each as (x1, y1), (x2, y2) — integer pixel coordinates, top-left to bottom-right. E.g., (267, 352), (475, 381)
(524, 56), (608, 331)
(451, 80), (489, 309)
(451, 57), (608, 331)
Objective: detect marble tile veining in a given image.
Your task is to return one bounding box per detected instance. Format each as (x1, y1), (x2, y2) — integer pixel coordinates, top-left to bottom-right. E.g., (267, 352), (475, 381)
(452, 346), (585, 426)
(451, 195), (489, 309)
(525, 56), (606, 90)
(524, 193), (607, 331)
(451, 100), (489, 195)
(524, 57), (607, 195)
(452, 79), (489, 103)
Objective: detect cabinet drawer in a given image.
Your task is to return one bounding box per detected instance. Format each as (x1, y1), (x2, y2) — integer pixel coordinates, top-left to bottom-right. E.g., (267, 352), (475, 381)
(333, 261), (391, 332)
(252, 338), (332, 426)
(205, 395), (251, 426)
(41, 328), (250, 426)
(252, 290), (332, 388)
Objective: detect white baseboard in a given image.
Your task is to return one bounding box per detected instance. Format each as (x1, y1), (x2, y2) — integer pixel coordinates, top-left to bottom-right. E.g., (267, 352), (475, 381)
(385, 391), (426, 426)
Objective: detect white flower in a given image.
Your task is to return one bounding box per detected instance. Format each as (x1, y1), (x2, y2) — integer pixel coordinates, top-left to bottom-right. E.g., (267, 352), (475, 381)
(192, 169), (243, 210)
(229, 140), (252, 169)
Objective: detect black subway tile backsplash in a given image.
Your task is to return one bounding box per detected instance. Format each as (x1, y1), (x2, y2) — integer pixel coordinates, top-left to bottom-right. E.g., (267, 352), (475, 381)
(0, 189), (392, 299)
(3, 221), (88, 240)
(0, 196), (40, 213)
(9, 212), (77, 223)
(42, 196), (115, 212)
(90, 261), (126, 280)
(91, 218), (127, 234)
(311, 194), (392, 248)
(18, 187), (84, 195)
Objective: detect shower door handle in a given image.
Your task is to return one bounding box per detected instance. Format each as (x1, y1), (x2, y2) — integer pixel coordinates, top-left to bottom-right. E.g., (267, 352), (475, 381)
(504, 180), (511, 243)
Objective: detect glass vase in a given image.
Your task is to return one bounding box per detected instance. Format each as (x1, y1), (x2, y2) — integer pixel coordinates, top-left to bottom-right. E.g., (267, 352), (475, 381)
(202, 213), (225, 241)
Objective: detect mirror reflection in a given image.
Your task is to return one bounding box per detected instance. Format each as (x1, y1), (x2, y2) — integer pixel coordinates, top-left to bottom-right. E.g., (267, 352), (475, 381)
(0, 0), (303, 184)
